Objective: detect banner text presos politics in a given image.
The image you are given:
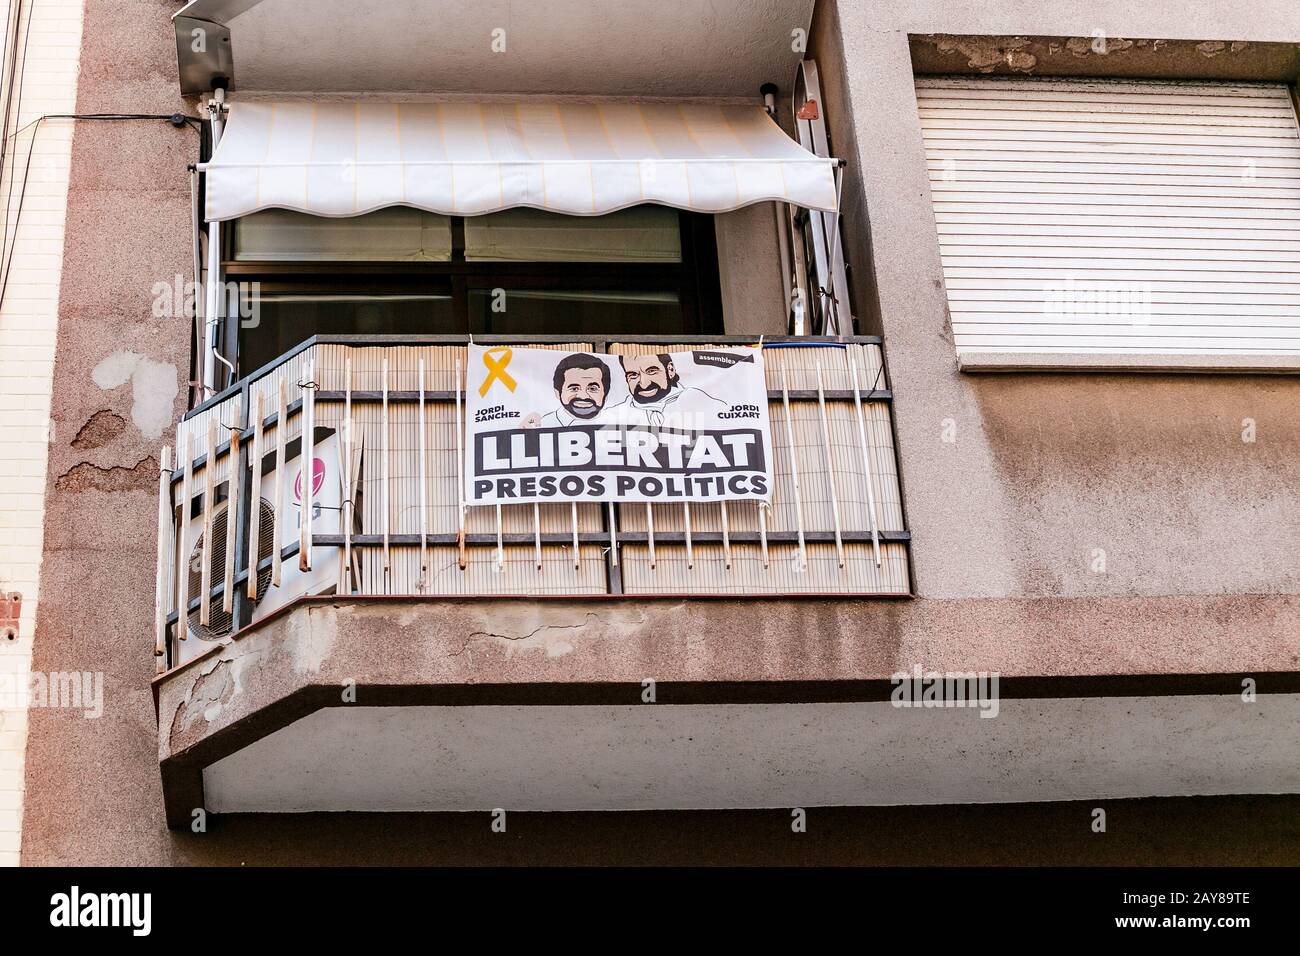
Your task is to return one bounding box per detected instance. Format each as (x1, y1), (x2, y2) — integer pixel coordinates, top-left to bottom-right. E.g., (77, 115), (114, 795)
(471, 471), (769, 502)
(469, 424), (769, 503)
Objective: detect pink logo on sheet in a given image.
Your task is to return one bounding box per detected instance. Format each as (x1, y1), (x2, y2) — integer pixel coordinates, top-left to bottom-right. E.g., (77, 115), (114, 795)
(294, 458), (325, 502)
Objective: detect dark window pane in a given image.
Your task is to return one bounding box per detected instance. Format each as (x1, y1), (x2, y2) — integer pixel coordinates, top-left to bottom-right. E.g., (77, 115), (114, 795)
(240, 294), (454, 373)
(471, 289), (682, 336)
(464, 207), (682, 262)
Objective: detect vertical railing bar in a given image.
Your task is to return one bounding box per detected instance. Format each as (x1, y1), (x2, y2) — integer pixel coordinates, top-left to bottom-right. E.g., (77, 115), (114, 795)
(200, 418), (217, 627)
(246, 391), (264, 600)
(849, 348), (882, 568)
(571, 501), (580, 571)
(299, 358), (316, 572)
(178, 434), (193, 641)
(455, 355), (467, 570)
(271, 377), (286, 587)
(495, 504), (504, 571)
(230, 386), (254, 630)
(154, 445), (174, 672)
(720, 500), (731, 569)
(683, 501), (694, 570)
(222, 394), (242, 615)
(815, 361), (845, 568)
(646, 503), (656, 570)
(600, 341), (618, 590)
(417, 357), (428, 586)
(341, 356), (354, 594)
(758, 343), (770, 569)
(381, 357), (390, 586)
(780, 363), (807, 570)
(533, 503), (542, 571)
(607, 501), (619, 568)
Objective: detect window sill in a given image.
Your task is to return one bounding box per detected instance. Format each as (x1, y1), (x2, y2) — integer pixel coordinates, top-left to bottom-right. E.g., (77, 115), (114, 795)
(957, 352), (1300, 375)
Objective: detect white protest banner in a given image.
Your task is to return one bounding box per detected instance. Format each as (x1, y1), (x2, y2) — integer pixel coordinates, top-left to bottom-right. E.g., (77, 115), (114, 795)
(465, 344), (773, 505)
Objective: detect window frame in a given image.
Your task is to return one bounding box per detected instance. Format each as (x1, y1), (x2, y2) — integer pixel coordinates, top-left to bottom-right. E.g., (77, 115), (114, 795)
(219, 210), (723, 383)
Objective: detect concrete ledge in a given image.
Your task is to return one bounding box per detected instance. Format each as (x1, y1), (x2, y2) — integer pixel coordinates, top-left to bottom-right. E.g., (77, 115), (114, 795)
(153, 592), (1300, 825)
(958, 352), (1300, 374)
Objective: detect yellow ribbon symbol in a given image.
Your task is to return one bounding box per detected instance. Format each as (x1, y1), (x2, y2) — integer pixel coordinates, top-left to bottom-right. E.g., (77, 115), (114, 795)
(479, 346), (517, 397)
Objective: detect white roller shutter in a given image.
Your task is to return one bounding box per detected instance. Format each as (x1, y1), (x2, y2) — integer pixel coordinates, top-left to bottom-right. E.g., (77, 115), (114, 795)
(916, 77), (1300, 363)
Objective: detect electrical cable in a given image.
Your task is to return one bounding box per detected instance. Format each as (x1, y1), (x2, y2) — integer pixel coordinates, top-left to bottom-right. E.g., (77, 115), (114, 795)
(0, 0), (33, 281)
(0, 0), (21, 181)
(0, 113), (201, 310)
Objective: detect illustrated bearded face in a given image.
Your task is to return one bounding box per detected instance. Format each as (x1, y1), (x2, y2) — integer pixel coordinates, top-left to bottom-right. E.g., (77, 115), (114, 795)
(559, 367), (608, 419)
(624, 354), (678, 404)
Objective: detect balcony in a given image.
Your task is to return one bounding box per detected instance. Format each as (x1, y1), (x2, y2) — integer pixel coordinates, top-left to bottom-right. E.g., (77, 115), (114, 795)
(155, 334), (909, 661)
(150, 334), (910, 822)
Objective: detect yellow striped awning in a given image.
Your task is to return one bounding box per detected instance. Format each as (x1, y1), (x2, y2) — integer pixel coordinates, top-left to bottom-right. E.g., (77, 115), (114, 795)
(202, 101), (839, 221)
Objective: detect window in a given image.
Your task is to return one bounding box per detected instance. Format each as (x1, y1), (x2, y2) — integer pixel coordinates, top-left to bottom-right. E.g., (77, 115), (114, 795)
(463, 207), (682, 263)
(234, 208), (454, 262)
(916, 77), (1300, 364)
(223, 206), (721, 382)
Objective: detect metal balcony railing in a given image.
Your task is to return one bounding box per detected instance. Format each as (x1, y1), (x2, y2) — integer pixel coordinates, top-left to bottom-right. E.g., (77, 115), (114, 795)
(152, 335), (911, 671)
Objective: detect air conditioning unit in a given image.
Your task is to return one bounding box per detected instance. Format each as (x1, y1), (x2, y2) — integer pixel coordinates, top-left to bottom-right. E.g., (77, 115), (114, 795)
(254, 431), (344, 621)
(176, 432), (343, 666)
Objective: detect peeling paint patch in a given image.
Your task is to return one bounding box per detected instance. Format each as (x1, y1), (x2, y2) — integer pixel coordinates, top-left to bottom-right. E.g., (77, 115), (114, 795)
(91, 351), (178, 440)
(1193, 40), (1250, 57)
(70, 409), (126, 450)
(55, 455), (156, 492)
(931, 36), (1037, 73)
(170, 658), (235, 742)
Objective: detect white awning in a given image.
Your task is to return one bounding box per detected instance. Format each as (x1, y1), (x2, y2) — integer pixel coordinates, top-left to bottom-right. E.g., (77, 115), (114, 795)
(203, 101), (840, 222)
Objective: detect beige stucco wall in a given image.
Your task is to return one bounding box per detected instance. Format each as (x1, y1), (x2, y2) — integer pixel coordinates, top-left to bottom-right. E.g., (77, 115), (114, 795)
(812, 0), (1300, 602)
(0, 0), (85, 867)
(16, 1), (1300, 865)
(716, 204), (787, 335)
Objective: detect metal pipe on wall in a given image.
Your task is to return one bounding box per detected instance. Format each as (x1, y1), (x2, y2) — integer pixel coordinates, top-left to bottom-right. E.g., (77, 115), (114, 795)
(761, 82), (796, 330)
(201, 86), (228, 396)
(189, 164), (204, 407)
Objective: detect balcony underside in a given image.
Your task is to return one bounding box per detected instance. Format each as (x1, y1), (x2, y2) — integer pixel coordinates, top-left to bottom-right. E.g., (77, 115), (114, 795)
(174, 0), (816, 96)
(155, 594), (1300, 826)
